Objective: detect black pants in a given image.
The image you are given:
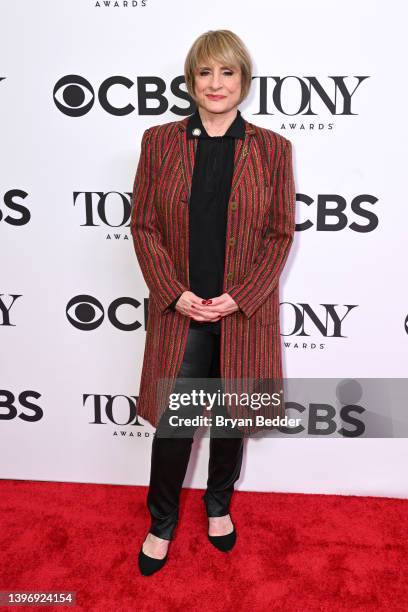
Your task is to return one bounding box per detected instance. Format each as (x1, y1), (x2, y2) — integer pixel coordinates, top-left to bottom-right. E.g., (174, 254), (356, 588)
(147, 327), (245, 541)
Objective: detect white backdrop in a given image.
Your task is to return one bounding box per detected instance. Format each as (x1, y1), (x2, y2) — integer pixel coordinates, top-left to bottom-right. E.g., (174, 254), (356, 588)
(1, 0), (407, 497)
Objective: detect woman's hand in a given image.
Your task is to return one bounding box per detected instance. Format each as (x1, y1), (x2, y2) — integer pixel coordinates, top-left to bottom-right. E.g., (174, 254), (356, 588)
(175, 291), (239, 322)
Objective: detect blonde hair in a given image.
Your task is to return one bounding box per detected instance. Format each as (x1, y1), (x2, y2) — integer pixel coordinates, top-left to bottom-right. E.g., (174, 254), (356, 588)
(184, 30), (253, 106)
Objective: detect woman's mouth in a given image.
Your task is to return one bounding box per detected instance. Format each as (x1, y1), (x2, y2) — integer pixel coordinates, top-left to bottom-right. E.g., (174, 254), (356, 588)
(206, 94), (226, 100)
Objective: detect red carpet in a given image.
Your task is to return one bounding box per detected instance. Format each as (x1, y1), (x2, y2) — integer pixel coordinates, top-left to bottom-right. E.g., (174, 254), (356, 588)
(0, 479), (407, 611)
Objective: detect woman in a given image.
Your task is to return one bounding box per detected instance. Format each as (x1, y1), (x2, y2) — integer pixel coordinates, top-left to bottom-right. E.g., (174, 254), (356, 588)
(131, 29), (296, 576)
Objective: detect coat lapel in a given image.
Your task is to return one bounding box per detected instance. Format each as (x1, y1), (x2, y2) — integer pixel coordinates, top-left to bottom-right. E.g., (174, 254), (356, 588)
(179, 123), (197, 201)
(177, 115), (255, 201)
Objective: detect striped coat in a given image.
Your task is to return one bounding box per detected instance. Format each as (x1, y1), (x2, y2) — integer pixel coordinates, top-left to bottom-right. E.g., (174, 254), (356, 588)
(131, 113), (296, 435)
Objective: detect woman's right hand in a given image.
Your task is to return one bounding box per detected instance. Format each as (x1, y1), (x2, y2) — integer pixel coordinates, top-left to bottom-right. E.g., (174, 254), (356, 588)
(175, 291), (222, 323)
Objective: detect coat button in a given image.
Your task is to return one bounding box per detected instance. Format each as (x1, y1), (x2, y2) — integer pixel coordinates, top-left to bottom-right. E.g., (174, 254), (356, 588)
(230, 201), (237, 210)
(228, 237), (235, 247)
(226, 271), (234, 280)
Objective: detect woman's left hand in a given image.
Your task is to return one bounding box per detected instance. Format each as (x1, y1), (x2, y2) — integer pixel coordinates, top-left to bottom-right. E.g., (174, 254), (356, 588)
(198, 293), (240, 318)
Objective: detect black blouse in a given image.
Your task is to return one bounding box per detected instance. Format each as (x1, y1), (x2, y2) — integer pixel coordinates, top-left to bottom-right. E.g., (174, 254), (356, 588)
(166, 108), (245, 334)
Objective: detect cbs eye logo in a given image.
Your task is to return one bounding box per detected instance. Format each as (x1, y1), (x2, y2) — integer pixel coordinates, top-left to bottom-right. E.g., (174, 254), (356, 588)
(66, 294), (145, 331)
(53, 75), (96, 117)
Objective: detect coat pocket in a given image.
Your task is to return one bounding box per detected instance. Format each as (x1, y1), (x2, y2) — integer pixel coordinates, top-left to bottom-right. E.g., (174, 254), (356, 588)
(235, 183), (272, 231)
(253, 185), (273, 231)
(253, 291), (279, 326)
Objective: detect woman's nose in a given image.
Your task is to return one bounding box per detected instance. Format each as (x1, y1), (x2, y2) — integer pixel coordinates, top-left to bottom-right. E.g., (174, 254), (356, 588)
(209, 73), (222, 89)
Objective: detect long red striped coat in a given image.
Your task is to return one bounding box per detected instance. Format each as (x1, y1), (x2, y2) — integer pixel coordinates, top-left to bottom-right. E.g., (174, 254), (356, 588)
(131, 113), (296, 436)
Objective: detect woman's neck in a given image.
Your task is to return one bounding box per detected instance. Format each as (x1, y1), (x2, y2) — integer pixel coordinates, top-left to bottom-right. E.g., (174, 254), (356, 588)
(198, 106), (238, 137)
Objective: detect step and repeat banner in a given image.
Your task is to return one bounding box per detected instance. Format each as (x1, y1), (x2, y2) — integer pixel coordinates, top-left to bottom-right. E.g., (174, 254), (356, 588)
(1, 1), (407, 496)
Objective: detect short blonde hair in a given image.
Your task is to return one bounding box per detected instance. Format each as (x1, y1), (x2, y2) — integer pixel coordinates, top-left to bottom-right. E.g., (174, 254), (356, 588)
(184, 30), (253, 106)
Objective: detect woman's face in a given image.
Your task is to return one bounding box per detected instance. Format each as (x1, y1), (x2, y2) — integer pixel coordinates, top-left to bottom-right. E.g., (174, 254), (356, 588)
(193, 58), (242, 114)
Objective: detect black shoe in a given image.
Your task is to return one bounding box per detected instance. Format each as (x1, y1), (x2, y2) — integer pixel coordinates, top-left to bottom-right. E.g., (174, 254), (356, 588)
(138, 539), (169, 576)
(207, 519), (237, 552)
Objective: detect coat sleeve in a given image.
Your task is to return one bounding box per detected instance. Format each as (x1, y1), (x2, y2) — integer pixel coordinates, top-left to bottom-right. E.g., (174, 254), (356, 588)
(130, 128), (189, 313)
(167, 293), (182, 310)
(227, 138), (296, 319)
